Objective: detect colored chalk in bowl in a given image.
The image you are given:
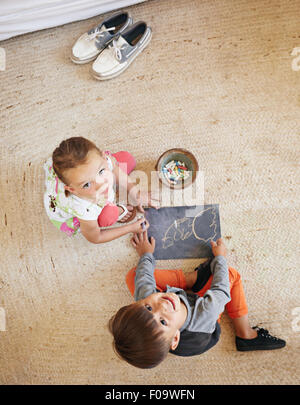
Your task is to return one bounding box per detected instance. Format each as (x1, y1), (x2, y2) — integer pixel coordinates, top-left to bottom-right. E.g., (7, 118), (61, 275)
(155, 148), (199, 190)
(162, 159), (191, 184)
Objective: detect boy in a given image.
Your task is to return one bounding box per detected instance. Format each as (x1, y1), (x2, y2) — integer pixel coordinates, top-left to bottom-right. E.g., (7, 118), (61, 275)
(109, 232), (285, 369)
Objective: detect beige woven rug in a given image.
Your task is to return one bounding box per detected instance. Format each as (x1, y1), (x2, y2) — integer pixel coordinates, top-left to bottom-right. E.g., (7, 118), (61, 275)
(0, 0), (299, 385)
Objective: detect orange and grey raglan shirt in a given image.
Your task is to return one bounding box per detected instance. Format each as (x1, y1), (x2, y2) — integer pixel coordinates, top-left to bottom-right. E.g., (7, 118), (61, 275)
(134, 253), (231, 357)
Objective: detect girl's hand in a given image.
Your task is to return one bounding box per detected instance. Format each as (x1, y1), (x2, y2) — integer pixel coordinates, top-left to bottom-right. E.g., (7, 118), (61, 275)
(129, 217), (150, 234)
(131, 231), (156, 256)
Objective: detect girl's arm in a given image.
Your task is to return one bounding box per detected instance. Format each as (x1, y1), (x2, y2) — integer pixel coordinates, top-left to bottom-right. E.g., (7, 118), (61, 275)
(79, 217), (149, 244)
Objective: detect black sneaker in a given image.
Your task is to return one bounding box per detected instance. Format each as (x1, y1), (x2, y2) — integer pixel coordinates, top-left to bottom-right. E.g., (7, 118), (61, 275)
(236, 327), (286, 351)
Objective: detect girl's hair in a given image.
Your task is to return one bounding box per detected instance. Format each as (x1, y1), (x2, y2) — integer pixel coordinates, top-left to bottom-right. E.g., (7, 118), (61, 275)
(108, 303), (171, 369)
(52, 137), (101, 195)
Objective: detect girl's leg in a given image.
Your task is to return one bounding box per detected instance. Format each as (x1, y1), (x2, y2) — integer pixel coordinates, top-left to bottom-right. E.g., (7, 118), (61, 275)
(97, 203), (119, 227)
(112, 151), (136, 175)
(111, 151), (137, 222)
(126, 267), (187, 297)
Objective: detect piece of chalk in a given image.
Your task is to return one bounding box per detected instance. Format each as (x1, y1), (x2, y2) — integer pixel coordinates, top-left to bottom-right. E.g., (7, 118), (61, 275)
(162, 159), (192, 185)
(141, 220), (146, 230)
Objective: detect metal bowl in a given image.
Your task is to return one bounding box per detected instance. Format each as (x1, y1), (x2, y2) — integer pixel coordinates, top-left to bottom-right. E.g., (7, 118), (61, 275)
(155, 148), (199, 189)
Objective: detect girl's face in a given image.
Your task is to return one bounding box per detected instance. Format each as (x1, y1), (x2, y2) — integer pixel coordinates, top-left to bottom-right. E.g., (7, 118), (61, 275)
(63, 150), (114, 202)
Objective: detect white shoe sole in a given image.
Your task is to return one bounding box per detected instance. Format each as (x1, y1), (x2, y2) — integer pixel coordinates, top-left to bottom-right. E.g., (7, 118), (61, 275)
(70, 51), (100, 65)
(91, 30), (152, 81)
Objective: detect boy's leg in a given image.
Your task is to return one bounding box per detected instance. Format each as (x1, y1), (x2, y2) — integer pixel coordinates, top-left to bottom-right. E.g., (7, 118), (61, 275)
(225, 267), (248, 320)
(193, 266), (285, 349)
(126, 267), (187, 297)
(226, 268), (286, 349)
(224, 267), (256, 339)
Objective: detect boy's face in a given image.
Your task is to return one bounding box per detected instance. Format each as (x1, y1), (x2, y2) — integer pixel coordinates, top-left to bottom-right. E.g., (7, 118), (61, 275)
(63, 150), (114, 202)
(138, 292), (185, 350)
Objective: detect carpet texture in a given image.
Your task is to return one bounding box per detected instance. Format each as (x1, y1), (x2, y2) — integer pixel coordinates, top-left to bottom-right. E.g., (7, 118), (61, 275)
(0, 0), (299, 385)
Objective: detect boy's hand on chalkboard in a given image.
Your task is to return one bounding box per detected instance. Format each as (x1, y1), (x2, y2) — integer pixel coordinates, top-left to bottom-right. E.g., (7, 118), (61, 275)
(211, 238), (227, 257)
(131, 231), (156, 256)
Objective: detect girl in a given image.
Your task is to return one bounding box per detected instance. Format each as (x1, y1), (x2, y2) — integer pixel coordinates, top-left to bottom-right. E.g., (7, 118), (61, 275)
(44, 137), (159, 243)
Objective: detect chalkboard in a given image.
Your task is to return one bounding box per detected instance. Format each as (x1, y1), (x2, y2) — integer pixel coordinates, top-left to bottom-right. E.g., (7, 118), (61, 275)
(145, 205), (221, 260)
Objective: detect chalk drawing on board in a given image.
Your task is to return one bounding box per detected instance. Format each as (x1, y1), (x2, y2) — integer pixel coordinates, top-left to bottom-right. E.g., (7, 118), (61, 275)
(161, 206), (218, 250)
(145, 204), (221, 259)
(162, 217), (193, 249)
(192, 206), (218, 242)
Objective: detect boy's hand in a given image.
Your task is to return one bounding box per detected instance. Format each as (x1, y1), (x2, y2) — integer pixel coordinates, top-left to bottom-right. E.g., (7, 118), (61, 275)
(131, 231), (156, 256)
(211, 238), (227, 257)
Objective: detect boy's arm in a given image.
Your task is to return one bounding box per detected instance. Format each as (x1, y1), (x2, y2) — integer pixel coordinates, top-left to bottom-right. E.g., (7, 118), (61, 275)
(204, 254), (231, 310)
(131, 232), (157, 301)
(134, 253), (157, 301)
(191, 240), (231, 333)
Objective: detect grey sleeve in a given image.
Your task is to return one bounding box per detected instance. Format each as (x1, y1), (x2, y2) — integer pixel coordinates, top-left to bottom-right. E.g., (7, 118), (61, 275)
(134, 253), (157, 301)
(189, 255), (231, 333)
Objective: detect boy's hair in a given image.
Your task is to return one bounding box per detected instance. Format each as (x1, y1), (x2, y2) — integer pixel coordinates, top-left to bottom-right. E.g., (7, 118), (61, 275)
(52, 137), (101, 194)
(108, 303), (171, 369)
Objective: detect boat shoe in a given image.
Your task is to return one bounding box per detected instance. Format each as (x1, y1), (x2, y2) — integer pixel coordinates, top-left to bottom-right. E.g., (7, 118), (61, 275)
(71, 11), (132, 64)
(91, 21), (152, 80)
